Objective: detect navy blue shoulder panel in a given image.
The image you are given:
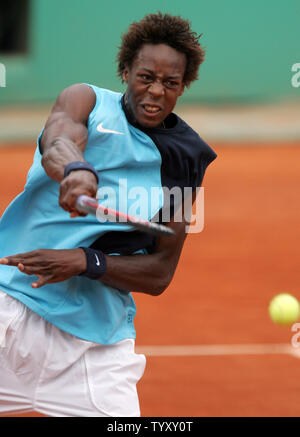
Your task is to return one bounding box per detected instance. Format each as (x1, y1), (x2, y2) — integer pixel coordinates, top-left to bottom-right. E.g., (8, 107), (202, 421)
(90, 96), (217, 255)
(140, 115), (217, 191)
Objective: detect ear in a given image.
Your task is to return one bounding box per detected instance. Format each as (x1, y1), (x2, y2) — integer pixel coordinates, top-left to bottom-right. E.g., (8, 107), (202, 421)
(122, 67), (129, 83)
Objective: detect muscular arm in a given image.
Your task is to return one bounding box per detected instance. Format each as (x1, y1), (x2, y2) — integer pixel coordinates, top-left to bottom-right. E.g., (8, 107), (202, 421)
(99, 189), (197, 295)
(0, 216), (189, 296)
(40, 83), (98, 215)
(40, 83), (95, 180)
(101, 217), (188, 295)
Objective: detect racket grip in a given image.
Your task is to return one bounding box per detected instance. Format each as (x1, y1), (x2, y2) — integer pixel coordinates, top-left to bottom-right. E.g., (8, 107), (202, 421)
(76, 195), (98, 215)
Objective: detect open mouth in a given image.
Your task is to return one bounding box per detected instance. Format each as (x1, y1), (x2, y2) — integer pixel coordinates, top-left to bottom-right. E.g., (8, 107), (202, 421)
(142, 104), (162, 115)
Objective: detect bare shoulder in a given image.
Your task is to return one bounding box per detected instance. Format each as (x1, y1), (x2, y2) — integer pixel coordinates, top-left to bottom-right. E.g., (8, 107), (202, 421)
(40, 84), (97, 153)
(50, 83), (96, 123)
(56, 83), (95, 102)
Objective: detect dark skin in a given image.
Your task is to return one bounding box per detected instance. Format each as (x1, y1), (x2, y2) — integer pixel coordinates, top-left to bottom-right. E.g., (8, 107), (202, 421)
(123, 43), (185, 128)
(0, 44), (193, 295)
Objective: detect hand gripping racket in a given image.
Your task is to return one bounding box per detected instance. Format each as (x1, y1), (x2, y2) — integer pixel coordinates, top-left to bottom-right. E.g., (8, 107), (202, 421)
(76, 195), (175, 237)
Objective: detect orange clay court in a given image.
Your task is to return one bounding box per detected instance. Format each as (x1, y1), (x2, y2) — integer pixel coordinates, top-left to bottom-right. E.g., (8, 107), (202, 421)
(1, 142), (300, 417)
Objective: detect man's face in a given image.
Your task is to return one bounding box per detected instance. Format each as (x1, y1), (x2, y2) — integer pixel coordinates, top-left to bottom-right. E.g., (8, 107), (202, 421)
(123, 44), (186, 128)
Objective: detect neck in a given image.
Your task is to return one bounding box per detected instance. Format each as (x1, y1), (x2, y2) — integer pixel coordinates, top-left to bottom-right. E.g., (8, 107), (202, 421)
(124, 93), (138, 125)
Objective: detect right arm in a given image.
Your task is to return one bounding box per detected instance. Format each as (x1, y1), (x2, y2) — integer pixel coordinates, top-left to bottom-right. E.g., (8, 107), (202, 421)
(40, 83), (97, 216)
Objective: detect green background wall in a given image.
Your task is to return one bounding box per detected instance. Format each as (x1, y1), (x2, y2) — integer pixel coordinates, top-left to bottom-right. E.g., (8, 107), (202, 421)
(0, 0), (299, 105)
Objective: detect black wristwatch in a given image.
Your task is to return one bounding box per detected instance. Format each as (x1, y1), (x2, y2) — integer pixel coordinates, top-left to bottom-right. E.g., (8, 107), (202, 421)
(64, 161), (99, 184)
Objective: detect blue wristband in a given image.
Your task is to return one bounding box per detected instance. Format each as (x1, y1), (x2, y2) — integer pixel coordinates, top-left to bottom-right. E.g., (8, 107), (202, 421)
(79, 247), (107, 279)
(64, 161), (99, 184)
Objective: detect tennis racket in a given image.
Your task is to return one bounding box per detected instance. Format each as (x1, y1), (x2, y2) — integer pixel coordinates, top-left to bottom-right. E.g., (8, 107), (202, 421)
(76, 195), (175, 237)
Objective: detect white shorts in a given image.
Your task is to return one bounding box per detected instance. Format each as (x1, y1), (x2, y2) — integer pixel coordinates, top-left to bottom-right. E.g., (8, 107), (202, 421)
(0, 290), (146, 417)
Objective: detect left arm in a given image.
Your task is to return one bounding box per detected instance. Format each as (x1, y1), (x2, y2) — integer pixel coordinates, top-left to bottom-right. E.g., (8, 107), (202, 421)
(0, 194), (195, 294)
(0, 218), (187, 295)
(100, 216), (188, 295)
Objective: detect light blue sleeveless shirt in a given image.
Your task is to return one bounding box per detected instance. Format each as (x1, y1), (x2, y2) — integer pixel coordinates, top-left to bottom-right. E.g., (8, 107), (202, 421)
(0, 85), (163, 344)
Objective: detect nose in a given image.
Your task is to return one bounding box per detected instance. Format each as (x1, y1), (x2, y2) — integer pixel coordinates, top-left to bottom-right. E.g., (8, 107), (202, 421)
(148, 80), (165, 97)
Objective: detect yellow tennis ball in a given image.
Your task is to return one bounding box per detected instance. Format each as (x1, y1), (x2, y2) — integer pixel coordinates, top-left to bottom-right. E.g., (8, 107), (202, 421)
(269, 293), (300, 325)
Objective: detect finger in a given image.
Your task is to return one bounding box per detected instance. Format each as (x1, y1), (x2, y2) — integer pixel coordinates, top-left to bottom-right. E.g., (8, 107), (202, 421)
(18, 263), (39, 276)
(0, 257), (21, 266)
(0, 252), (37, 266)
(32, 275), (52, 289)
(60, 185), (82, 212)
(70, 210), (87, 218)
(3, 257), (34, 267)
(59, 182), (72, 212)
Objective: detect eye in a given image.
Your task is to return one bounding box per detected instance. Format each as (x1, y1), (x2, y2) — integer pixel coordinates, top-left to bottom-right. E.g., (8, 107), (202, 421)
(139, 74), (152, 82)
(164, 80), (179, 88)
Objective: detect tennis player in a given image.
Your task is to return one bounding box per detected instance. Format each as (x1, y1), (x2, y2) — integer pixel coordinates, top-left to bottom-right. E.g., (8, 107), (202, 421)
(0, 12), (216, 417)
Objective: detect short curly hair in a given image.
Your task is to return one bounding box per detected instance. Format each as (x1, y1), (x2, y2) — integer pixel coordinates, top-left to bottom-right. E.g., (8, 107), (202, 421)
(117, 12), (205, 88)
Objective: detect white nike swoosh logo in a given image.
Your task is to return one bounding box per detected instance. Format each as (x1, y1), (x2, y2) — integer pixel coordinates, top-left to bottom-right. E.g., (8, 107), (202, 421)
(95, 254), (100, 266)
(97, 123), (124, 135)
